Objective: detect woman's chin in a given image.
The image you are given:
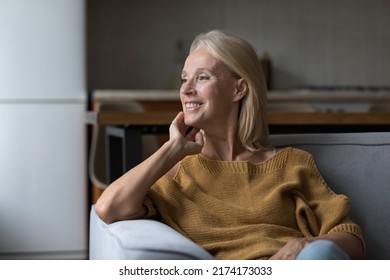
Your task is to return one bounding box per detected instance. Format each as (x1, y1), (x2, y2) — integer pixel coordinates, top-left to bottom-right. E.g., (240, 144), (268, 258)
(184, 112), (205, 128)
(183, 116), (196, 127)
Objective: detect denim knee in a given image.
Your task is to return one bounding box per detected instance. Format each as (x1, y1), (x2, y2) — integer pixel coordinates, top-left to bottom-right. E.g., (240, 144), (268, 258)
(296, 240), (350, 260)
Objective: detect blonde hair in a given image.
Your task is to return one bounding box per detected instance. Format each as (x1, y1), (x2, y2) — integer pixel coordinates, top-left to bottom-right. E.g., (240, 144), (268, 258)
(190, 30), (270, 151)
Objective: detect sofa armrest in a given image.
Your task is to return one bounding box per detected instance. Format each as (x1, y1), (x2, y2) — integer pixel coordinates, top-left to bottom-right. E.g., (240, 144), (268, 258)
(89, 205), (214, 260)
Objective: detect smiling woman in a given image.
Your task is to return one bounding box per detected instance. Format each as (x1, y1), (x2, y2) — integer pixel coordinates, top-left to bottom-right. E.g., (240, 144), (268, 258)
(95, 30), (364, 260)
(186, 31), (269, 153)
(180, 47), (244, 139)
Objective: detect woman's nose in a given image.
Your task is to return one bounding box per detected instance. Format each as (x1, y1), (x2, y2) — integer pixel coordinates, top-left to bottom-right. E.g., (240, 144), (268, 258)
(180, 80), (195, 96)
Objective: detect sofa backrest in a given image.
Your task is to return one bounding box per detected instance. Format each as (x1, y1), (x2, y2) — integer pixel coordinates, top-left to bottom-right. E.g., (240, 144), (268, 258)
(270, 132), (390, 260)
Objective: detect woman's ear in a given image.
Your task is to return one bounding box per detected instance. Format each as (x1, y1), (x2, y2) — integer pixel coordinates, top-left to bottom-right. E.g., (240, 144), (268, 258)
(233, 78), (248, 102)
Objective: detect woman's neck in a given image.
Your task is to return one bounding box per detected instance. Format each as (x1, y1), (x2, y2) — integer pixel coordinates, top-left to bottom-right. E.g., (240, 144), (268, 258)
(200, 130), (248, 161)
(200, 130), (275, 164)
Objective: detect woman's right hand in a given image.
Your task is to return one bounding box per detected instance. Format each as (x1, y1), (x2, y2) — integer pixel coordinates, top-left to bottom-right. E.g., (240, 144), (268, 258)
(170, 112), (204, 156)
(96, 112), (204, 224)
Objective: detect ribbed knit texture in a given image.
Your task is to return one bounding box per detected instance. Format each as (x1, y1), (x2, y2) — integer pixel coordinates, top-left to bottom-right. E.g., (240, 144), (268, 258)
(144, 147), (364, 260)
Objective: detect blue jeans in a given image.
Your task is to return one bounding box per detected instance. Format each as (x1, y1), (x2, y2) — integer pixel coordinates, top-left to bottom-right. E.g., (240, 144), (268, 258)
(296, 240), (350, 260)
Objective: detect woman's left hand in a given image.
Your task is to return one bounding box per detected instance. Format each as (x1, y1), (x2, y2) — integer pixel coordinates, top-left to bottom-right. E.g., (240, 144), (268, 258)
(269, 238), (313, 260)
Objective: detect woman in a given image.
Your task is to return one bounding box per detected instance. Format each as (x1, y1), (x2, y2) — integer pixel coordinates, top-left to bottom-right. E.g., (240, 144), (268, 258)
(95, 30), (364, 260)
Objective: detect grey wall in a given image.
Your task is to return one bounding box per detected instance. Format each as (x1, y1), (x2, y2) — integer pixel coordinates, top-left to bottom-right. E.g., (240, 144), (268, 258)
(87, 0), (390, 90)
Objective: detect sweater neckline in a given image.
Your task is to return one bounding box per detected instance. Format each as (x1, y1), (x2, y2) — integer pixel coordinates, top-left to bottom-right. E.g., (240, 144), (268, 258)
(195, 147), (291, 174)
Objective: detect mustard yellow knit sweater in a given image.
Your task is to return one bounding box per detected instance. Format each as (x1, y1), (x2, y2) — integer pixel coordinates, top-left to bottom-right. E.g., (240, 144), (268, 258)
(144, 147), (364, 260)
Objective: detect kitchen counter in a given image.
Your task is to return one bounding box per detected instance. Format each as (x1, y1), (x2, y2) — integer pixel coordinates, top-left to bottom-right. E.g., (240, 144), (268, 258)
(92, 89), (390, 112)
(92, 89), (390, 102)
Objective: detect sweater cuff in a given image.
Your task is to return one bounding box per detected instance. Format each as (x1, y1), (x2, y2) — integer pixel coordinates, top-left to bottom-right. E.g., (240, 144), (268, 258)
(328, 223), (365, 253)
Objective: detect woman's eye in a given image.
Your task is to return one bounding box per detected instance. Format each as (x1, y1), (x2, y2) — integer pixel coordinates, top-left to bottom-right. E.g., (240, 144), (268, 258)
(198, 76), (209, 81)
(181, 78), (187, 84)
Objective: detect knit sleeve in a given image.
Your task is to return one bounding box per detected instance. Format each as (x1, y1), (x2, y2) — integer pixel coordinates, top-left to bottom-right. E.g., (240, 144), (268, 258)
(294, 152), (364, 246)
(142, 194), (159, 219)
(142, 175), (172, 220)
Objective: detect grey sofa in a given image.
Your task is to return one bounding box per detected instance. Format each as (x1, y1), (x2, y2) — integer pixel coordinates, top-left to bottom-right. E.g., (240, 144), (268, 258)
(89, 132), (390, 260)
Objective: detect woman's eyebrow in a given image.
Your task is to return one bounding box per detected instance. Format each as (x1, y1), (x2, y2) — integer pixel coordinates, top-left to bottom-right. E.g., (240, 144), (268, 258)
(182, 67), (217, 76)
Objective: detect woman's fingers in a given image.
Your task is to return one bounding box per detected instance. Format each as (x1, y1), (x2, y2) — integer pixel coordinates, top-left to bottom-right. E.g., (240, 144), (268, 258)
(169, 112), (203, 155)
(170, 112), (187, 137)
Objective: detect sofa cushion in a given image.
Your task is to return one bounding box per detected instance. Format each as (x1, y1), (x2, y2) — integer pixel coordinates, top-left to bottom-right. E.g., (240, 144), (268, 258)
(89, 205), (214, 260)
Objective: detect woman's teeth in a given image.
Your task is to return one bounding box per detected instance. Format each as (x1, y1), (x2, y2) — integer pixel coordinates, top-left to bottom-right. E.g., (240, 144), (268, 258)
(186, 102), (202, 108)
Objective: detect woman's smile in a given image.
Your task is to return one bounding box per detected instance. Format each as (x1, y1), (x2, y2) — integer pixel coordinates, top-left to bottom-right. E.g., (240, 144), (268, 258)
(184, 102), (203, 109)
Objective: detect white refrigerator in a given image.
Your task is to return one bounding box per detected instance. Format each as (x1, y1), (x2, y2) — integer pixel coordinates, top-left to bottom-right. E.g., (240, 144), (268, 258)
(0, 0), (87, 259)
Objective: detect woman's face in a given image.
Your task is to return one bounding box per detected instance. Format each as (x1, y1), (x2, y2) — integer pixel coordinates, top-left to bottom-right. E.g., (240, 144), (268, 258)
(180, 47), (240, 129)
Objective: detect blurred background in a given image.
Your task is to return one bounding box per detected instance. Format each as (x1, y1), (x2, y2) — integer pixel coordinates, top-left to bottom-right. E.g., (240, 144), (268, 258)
(87, 0), (390, 90)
